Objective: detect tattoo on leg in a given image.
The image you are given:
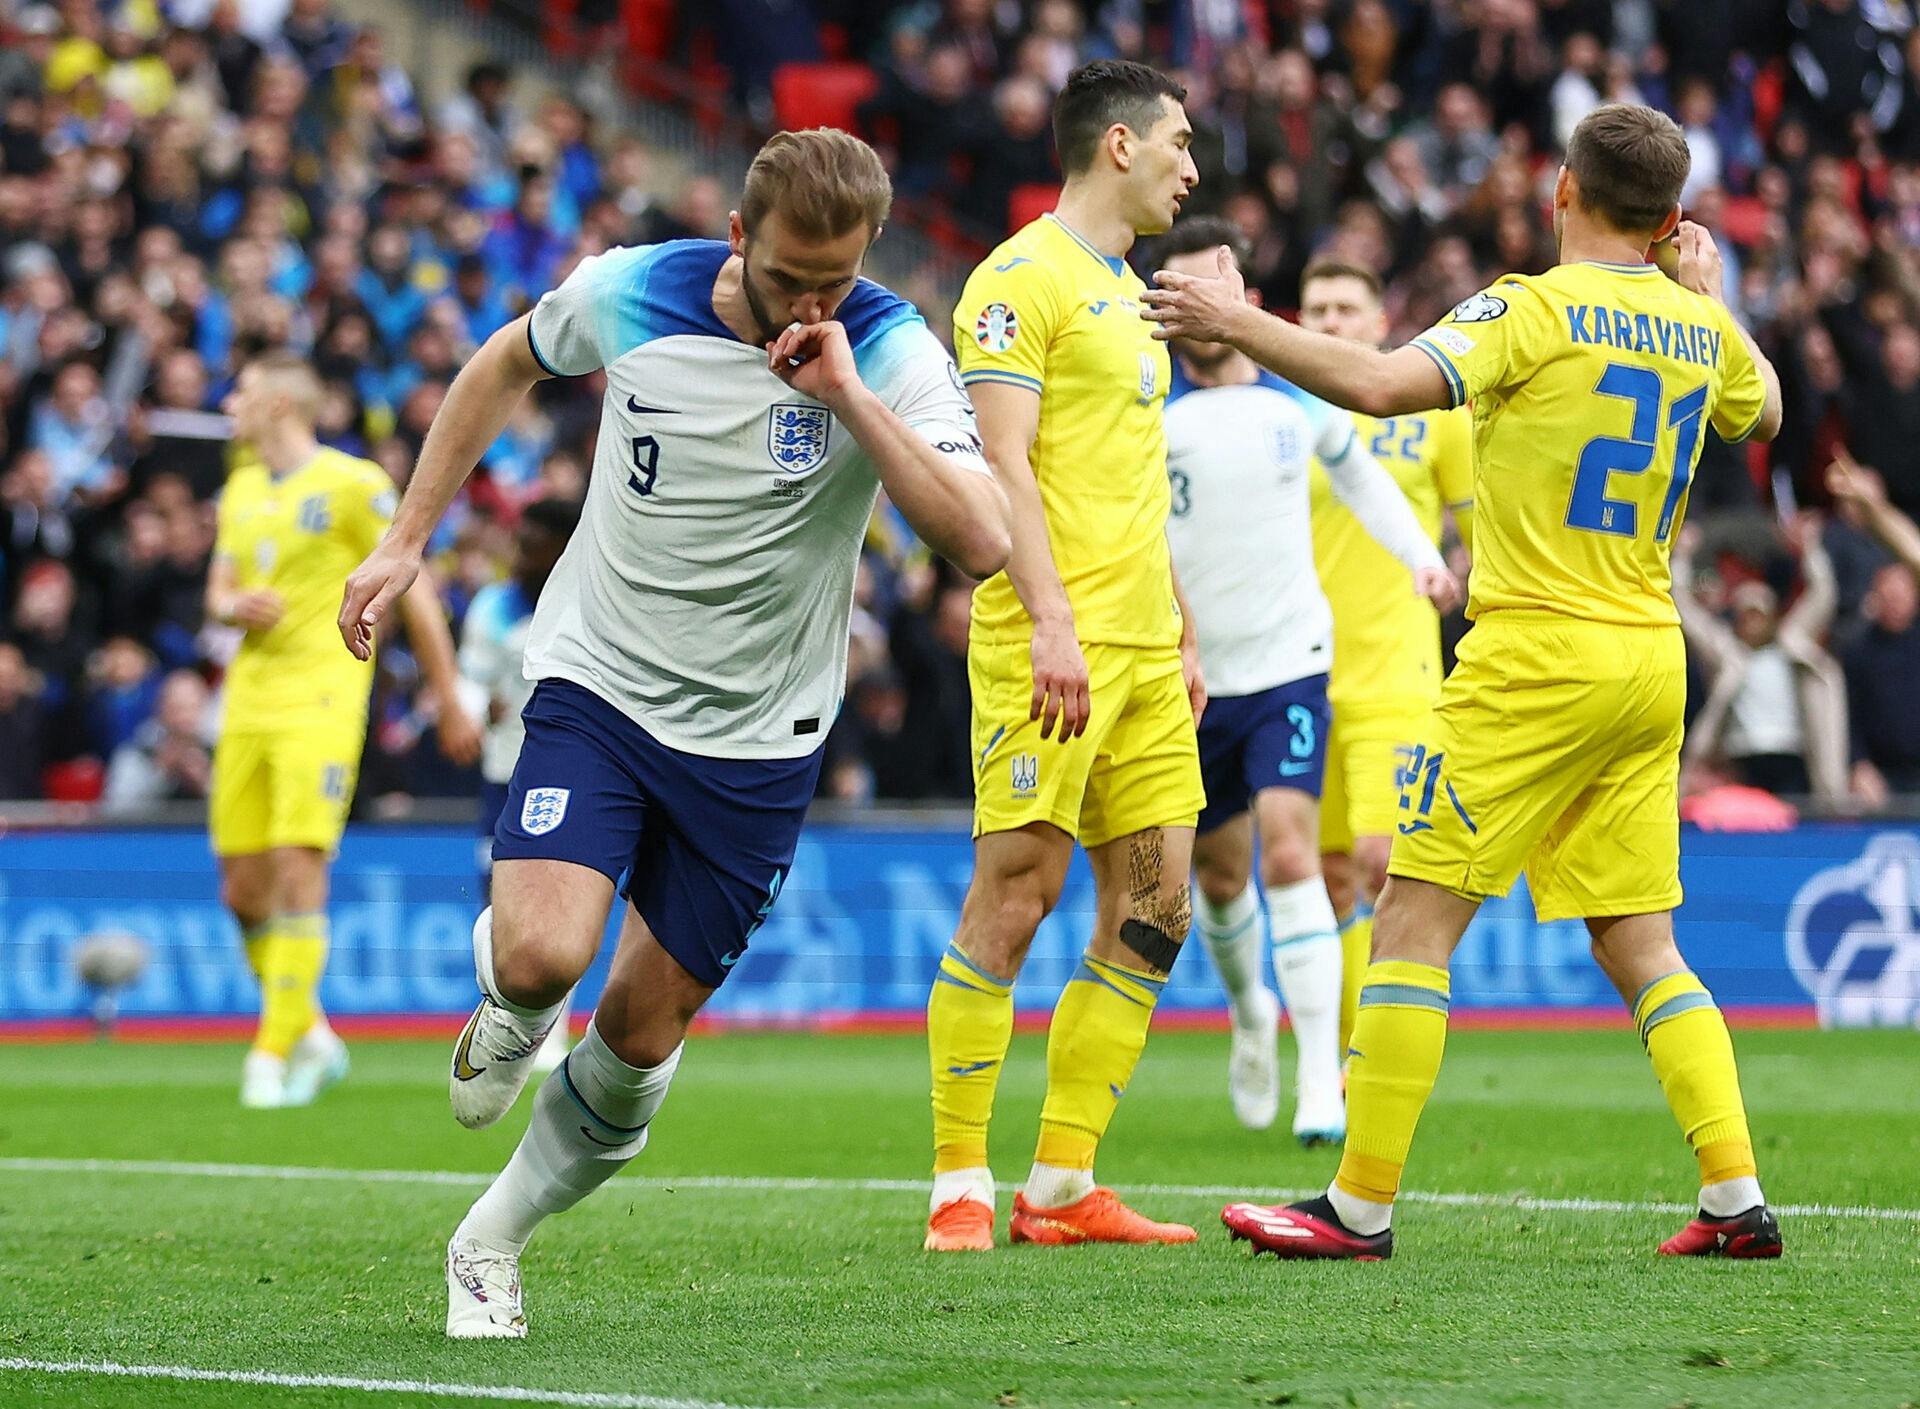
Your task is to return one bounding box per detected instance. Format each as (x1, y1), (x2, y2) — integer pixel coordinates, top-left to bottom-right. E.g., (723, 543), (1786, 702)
(1119, 829), (1191, 974)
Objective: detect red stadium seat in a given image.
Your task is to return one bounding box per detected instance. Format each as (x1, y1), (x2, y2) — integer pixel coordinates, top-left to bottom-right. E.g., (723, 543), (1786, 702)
(1007, 182), (1061, 233)
(771, 62), (880, 135)
(42, 758), (104, 804)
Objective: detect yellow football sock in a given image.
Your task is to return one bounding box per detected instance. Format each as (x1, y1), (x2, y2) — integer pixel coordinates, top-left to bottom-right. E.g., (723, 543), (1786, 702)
(1033, 952), (1164, 1171)
(241, 919), (271, 982)
(1338, 907), (1373, 1057)
(1334, 959), (1451, 1205)
(1633, 970), (1758, 1185)
(928, 941), (1015, 1174)
(254, 912), (329, 1059)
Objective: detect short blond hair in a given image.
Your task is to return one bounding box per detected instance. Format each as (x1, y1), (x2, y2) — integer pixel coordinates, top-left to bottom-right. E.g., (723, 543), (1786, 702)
(244, 349), (324, 423)
(741, 128), (892, 240)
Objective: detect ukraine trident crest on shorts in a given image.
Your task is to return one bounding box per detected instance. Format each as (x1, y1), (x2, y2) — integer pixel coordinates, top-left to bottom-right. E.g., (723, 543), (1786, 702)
(768, 403), (831, 476)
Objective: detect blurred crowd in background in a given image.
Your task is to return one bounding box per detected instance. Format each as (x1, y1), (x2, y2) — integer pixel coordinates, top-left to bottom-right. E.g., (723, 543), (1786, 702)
(1, 0), (1919, 819)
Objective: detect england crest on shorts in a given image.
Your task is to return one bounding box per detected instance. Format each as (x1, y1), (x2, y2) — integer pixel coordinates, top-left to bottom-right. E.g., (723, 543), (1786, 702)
(520, 786), (571, 836)
(768, 403), (831, 476)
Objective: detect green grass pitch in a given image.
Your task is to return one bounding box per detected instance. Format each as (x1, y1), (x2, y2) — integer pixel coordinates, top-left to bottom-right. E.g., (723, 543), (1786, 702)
(2, 1028), (1917, 1408)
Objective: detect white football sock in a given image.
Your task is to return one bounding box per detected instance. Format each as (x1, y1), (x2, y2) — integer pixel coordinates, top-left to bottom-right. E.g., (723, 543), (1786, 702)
(1196, 881), (1268, 1029)
(1699, 1174), (1765, 1217)
(1022, 1162), (1095, 1210)
(930, 1166), (996, 1213)
(1265, 876), (1343, 1112)
(471, 906), (565, 1028)
(1327, 1181), (1393, 1236)
(459, 1019), (682, 1254)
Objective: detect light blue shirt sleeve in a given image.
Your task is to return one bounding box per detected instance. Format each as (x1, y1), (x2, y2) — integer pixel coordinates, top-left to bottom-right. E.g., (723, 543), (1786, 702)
(527, 246), (657, 377)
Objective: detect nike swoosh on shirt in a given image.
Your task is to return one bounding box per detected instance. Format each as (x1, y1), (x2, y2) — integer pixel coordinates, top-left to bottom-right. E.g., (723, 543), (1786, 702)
(626, 396), (681, 415)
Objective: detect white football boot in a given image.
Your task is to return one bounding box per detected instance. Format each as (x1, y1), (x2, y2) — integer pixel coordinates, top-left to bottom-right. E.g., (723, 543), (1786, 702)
(282, 1024), (350, 1107)
(445, 1234), (527, 1339)
(1228, 986), (1281, 1130)
(239, 1050), (286, 1109)
(449, 997), (558, 1129)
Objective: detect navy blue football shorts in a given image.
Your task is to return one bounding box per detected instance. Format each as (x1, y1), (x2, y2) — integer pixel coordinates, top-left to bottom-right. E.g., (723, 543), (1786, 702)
(1196, 672), (1332, 835)
(491, 679), (821, 987)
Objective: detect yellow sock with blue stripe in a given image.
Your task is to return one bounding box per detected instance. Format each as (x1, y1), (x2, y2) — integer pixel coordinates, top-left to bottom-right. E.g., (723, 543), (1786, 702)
(928, 941), (1015, 1178)
(255, 911), (329, 1059)
(1337, 905), (1374, 1058)
(1333, 959), (1450, 1213)
(1633, 970), (1760, 1202)
(1030, 952), (1164, 1203)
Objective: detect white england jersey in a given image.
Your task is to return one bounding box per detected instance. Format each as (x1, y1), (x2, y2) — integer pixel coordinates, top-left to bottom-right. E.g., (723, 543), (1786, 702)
(1164, 365), (1442, 699)
(458, 578), (537, 784)
(524, 241), (989, 759)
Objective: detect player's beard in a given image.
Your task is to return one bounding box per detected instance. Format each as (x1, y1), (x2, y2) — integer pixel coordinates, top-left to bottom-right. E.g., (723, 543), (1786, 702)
(1177, 339), (1238, 377)
(739, 258), (785, 347)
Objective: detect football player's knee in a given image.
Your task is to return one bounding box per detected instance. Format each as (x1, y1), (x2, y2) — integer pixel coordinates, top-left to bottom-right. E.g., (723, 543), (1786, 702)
(1356, 839), (1392, 900)
(1259, 830), (1319, 886)
(220, 873), (271, 928)
(492, 936), (587, 1008)
(1193, 857), (1247, 909)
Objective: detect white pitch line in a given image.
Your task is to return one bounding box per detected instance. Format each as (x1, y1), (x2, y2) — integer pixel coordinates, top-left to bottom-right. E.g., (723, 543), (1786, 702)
(0, 1357), (781, 1409)
(2, 1155), (1916, 1223)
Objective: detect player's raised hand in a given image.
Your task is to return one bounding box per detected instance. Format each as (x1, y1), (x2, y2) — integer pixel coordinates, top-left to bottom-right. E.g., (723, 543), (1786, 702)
(1672, 221), (1725, 303)
(339, 540), (421, 661)
(1141, 245), (1250, 344)
(1030, 616), (1091, 743)
(768, 320), (861, 407)
(1826, 449), (1887, 510)
(1413, 566), (1461, 614)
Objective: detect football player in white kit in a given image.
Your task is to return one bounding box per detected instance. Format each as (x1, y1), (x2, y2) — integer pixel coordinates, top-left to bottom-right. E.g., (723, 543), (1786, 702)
(339, 130), (1010, 1340)
(1157, 218), (1460, 1143)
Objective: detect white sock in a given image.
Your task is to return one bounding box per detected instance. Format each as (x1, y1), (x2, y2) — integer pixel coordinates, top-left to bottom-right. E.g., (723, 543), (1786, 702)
(1265, 877), (1343, 1110)
(1196, 881), (1268, 1029)
(1327, 1181), (1392, 1236)
(471, 906), (565, 1028)
(930, 1166), (996, 1213)
(458, 1019), (682, 1254)
(1699, 1175), (1765, 1218)
(1022, 1162), (1095, 1210)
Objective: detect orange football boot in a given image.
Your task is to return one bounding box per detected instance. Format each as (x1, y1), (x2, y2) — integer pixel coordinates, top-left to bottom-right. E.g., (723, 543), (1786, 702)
(1008, 1187), (1197, 1245)
(923, 1197), (995, 1252)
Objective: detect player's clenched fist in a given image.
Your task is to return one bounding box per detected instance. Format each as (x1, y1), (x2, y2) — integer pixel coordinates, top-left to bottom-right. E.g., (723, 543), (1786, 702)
(339, 540), (421, 661)
(768, 320), (862, 407)
(1030, 616), (1091, 743)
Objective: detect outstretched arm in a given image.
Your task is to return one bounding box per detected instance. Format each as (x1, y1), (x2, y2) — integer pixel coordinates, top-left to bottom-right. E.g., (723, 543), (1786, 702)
(1322, 430), (1460, 612)
(1140, 245), (1451, 417)
(1829, 451), (1920, 577)
(339, 315), (546, 658)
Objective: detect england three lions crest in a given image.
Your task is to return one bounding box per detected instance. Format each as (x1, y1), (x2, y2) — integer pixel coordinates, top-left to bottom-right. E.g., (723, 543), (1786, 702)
(520, 787), (570, 837)
(768, 403), (831, 476)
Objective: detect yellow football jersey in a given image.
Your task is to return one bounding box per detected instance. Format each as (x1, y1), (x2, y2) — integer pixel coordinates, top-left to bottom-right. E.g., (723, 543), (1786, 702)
(954, 213), (1178, 649)
(1409, 261), (1766, 627)
(1310, 406), (1473, 708)
(214, 446), (396, 729)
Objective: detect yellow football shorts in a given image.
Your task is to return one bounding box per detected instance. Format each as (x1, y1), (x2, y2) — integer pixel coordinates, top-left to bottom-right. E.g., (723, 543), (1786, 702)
(210, 718), (366, 857)
(970, 640), (1204, 849)
(1386, 612), (1686, 921)
(1319, 700), (1432, 854)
